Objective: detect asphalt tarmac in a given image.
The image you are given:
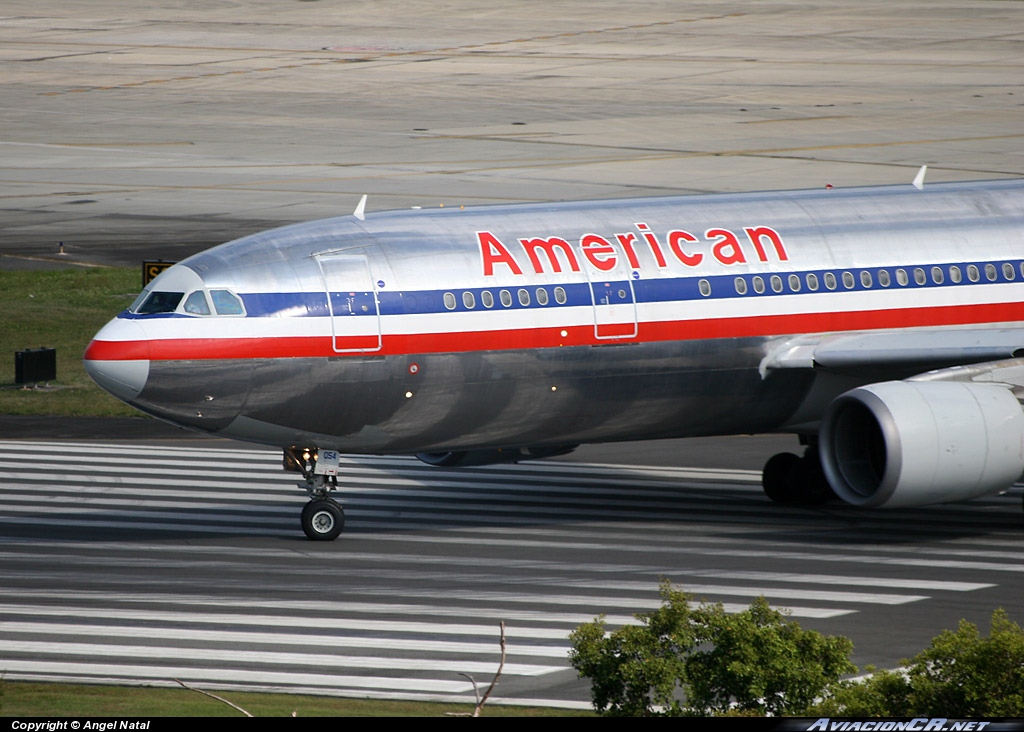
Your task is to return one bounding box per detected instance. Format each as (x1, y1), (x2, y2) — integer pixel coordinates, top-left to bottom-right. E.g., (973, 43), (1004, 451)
(2, 1), (1022, 271)
(2, 0), (1023, 708)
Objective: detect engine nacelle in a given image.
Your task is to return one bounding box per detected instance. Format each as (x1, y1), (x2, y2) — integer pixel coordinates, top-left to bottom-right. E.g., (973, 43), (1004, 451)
(819, 381), (1024, 508)
(416, 445), (577, 467)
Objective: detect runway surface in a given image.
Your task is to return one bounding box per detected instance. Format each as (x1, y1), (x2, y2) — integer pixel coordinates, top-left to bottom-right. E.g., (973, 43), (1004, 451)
(1, 439), (1022, 708)
(3, 0), (1024, 711)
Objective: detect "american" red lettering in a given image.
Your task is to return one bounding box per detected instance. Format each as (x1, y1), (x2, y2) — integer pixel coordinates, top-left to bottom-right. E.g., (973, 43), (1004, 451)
(478, 231), (523, 276)
(477, 224), (788, 277)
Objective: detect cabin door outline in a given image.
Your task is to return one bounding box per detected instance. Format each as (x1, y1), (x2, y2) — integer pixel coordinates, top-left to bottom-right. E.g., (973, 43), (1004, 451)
(584, 243), (638, 340)
(316, 254), (383, 353)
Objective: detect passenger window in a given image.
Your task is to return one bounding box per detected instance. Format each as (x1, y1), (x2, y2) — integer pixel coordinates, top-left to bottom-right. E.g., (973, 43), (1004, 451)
(462, 291), (476, 309)
(930, 266), (943, 284)
(554, 286), (567, 305)
(211, 289), (245, 315)
(443, 292), (457, 310)
(913, 268), (927, 286)
(1003, 263), (1015, 280)
(878, 269), (890, 287)
(183, 291), (211, 315)
(481, 290), (494, 308)
(896, 269), (909, 286)
(699, 279), (712, 297)
(752, 276), (765, 294)
(805, 273), (819, 291)
(136, 291), (184, 314)
(949, 266), (962, 283)
(824, 272), (837, 290)
(734, 277), (747, 295)
(842, 271), (855, 289)
(500, 289), (513, 307)
(536, 288), (549, 305)
(985, 263), (997, 281)
(860, 271), (873, 288)
(967, 264), (980, 282)
(788, 274), (801, 292)
(770, 275), (783, 293)
(518, 288), (531, 306)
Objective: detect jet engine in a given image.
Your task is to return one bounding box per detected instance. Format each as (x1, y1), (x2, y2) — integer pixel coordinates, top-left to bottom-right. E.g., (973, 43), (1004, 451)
(416, 445), (577, 467)
(819, 380), (1024, 508)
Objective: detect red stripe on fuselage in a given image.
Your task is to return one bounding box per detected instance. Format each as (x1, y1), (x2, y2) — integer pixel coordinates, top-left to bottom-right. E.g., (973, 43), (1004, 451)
(83, 300), (1024, 362)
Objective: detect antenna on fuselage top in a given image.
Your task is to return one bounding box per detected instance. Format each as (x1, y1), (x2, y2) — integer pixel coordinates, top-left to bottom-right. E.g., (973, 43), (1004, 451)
(353, 194), (367, 220)
(912, 165), (927, 190)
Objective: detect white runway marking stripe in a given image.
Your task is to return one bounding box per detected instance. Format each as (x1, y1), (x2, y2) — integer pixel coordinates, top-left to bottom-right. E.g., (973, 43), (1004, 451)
(362, 532), (1024, 573)
(0, 640), (558, 676)
(0, 622), (570, 658)
(674, 569), (993, 592)
(0, 592), (639, 628)
(556, 579), (928, 605)
(0, 603), (575, 640)
(0, 660), (475, 693)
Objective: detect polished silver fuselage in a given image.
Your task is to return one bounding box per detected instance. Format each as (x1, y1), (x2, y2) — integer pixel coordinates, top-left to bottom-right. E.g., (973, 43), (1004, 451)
(85, 180), (1024, 454)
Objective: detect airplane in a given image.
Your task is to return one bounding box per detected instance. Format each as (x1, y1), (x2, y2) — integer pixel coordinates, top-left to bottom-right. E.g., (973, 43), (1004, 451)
(83, 172), (1024, 540)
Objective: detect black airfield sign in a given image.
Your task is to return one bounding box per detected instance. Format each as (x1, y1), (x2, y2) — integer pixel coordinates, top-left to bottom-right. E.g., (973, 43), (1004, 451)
(142, 260), (175, 286)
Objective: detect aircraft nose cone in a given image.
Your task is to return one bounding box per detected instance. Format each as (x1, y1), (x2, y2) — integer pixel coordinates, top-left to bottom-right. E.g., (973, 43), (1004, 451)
(83, 319), (151, 402)
(84, 358), (150, 402)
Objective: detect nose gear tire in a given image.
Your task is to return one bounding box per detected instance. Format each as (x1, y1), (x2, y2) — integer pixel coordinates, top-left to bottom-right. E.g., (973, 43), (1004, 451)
(301, 498), (345, 541)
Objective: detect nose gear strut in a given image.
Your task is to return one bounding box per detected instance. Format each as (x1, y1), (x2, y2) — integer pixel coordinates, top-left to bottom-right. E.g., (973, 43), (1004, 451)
(285, 447), (346, 541)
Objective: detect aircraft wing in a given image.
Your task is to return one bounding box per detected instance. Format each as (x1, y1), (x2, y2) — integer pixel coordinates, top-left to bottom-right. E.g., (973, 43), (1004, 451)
(761, 327), (1024, 374)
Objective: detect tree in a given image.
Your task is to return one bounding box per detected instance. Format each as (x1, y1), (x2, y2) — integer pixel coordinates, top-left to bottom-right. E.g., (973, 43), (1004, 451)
(907, 609), (1024, 715)
(568, 580), (855, 716)
(568, 582), (696, 716)
(812, 667), (912, 717)
(684, 596), (855, 716)
(816, 609), (1024, 716)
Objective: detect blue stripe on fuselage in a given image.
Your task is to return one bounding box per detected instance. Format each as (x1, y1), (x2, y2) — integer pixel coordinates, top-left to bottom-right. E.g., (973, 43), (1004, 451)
(117, 258), (1024, 320)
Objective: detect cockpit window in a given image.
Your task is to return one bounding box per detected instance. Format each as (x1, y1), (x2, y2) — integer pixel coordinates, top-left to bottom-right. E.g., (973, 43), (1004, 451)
(129, 286), (244, 317)
(183, 290), (211, 315)
(135, 291), (184, 314)
(210, 289), (245, 315)
(129, 288), (151, 313)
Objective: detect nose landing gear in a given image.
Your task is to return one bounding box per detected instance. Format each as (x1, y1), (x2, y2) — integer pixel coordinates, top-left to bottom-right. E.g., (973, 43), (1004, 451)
(285, 447), (346, 541)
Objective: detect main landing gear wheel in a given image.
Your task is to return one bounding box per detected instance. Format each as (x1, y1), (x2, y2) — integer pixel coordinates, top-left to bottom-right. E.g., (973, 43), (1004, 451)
(301, 498), (345, 541)
(762, 445), (836, 506)
(762, 452), (803, 504)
